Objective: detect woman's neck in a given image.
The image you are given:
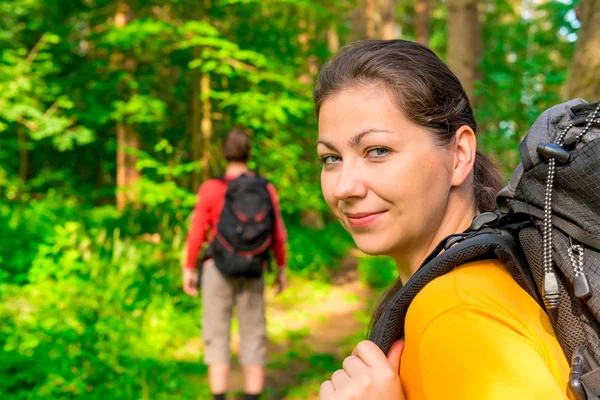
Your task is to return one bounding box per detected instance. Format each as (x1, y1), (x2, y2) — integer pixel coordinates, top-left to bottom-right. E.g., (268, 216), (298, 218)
(392, 192), (477, 284)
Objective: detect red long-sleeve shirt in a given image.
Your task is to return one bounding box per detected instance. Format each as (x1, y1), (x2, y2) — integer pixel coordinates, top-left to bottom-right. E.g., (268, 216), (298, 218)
(185, 175), (288, 270)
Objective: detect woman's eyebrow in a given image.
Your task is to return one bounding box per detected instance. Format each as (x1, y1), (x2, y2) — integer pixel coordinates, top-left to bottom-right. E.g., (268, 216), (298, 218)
(348, 128), (393, 147)
(317, 128), (392, 151)
(316, 139), (339, 152)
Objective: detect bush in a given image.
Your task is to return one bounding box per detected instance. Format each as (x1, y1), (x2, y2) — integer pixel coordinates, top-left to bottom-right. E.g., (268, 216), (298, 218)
(286, 220), (353, 278)
(357, 255), (398, 290)
(0, 194), (354, 398)
(0, 196), (201, 399)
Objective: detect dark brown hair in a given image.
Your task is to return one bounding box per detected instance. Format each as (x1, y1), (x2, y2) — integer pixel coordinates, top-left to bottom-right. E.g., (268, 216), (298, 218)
(223, 127), (251, 162)
(313, 40), (505, 335)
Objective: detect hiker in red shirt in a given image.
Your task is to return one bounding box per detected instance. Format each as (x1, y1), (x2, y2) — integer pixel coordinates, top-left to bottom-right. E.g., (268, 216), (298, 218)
(183, 128), (288, 400)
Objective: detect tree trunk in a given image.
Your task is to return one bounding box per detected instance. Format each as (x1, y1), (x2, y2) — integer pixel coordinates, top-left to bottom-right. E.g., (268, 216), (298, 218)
(447, 0), (478, 103)
(125, 124), (140, 195)
(116, 121), (127, 210)
(190, 46), (202, 191)
(116, 123), (140, 210)
(114, 2), (140, 211)
(18, 130), (28, 182)
(350, 6), (366, 40)
(415, 0), (431, 45)
(301, 211), (325, 230)
(473, 2), (483, 70)
(471, 2), (483, 106)
(563, 0), (600, 101)
(200, 72), (212, 182)
(365, 0), (378, 39)
(327, 22), (340, 53)
(380, 0), (397, 40)
(298, 11), (318, 84)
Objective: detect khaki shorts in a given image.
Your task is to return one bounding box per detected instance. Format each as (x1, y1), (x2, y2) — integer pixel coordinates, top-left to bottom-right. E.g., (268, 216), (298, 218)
(201, 260), (267, 365)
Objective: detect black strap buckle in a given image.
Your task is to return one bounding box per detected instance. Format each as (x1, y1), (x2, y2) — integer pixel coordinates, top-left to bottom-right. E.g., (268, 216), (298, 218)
(569, 346), (589, 400)
(441, 212), (502, 251)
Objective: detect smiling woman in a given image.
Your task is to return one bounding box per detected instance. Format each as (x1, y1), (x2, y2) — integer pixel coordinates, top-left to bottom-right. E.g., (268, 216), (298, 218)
(316, 86), (467, 278)
(314, 40), (570, 400)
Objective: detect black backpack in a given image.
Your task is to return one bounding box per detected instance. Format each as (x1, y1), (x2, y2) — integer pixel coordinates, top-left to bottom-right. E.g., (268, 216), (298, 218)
(206, 173), (275, 279)
(369, 99), (600, 400)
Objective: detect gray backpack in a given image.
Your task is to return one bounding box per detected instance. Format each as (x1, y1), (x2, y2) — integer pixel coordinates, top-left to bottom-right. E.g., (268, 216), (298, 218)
(369, 99), (600, 399)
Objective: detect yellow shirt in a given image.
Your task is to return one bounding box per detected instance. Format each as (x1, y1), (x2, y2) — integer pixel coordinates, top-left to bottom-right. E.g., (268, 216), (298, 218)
(400, 259), (570, 400)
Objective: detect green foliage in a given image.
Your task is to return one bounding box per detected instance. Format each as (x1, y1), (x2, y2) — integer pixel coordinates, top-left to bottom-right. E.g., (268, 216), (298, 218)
(134, 141), (198, 212)
(0, 0), (584, 397)
(286, 220), (353, 278)
(0, 197), (201, 399)
(357, 255), (398, 290)
(0, 31), (94, 151)
(475, 0), (577, 172)
(111, 95), (167, 124)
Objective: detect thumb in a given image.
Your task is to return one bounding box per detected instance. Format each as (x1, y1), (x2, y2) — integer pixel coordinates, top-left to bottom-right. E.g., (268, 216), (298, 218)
(387, 340), (405, 373)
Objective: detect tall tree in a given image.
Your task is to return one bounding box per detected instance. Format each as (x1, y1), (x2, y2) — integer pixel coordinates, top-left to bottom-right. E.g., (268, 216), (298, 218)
(113, 2), (140, 210)
(200, 72), (212, 182)
(415, 0), (431, 45)
(473, 2), (483, 72)
(563, 0), (600, 101)
(381, 0), (397, 39)
(18, 129), (27, 182)
(298, 9), (318, 85)
(447, 0), (478, 103)
(190, 47), (202, 191)
(328, 21), (340, 53)
(190, 3), (206, 191)
(365, 0), (378, 39)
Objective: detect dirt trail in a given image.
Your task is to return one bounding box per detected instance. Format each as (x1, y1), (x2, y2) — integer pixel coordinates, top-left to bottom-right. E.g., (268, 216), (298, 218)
(231, 259), (373, 399)
(177, 257), (374, 399)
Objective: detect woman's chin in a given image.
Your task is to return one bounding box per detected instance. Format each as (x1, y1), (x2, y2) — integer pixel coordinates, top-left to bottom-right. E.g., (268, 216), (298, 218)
(353, 237), (393, 257)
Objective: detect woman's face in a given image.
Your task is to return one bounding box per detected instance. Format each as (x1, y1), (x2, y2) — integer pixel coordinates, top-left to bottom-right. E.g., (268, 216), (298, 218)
(317, 87), (456, 259)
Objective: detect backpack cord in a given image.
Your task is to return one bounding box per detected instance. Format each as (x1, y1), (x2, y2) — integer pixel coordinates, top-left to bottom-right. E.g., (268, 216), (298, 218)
(575, 106), (600, 142)
(542, 103), (600, 310)
(541, 122), (572, 309)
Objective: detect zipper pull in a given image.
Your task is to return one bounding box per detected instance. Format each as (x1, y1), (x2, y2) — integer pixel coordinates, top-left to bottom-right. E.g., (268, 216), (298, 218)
(574, 273), (592, 300)
(569, 243), (591, 300)
(543, 270), (561, 309)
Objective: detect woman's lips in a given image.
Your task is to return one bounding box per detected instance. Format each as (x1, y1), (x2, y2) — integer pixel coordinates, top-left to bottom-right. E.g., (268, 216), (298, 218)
(345, 211), (387, 228)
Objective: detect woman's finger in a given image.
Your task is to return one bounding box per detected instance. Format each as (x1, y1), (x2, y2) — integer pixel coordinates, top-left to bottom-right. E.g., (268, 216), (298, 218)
(351, 340), (388, 368)
(342, 354), (369, 378)
(331, 368), (352, 391)
(319, 380), (335, 399)
(387, 339), (405, 372)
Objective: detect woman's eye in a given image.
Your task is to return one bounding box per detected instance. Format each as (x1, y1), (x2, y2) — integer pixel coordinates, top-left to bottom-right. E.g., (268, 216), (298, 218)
(321, 155), (341, 165)
(366, 147), (390, 158)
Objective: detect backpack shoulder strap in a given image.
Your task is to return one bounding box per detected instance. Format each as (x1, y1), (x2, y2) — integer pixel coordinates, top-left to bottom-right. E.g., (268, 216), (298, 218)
(222, 172), (268, 184)
(369, 226), (534, 355)
(246, 172), (269, 186)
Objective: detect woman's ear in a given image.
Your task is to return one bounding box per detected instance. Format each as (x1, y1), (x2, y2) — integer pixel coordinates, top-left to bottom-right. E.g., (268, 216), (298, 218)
(451, 125), (477, 188)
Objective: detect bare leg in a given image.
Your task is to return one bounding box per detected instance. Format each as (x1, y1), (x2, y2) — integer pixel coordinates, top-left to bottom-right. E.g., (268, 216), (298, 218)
(242, 364), (265, 394)
(208, 364), (230, 395)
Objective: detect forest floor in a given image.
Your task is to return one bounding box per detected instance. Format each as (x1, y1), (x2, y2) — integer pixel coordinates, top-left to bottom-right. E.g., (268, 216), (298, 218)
(176, 255), (376, 399)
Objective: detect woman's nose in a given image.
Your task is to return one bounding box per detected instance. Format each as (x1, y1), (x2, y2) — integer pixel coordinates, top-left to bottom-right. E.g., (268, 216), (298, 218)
(332, 165), (368, 201)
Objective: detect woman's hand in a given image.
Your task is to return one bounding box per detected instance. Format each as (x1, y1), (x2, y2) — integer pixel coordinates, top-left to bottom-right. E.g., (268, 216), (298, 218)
(320, 340), (405, 400)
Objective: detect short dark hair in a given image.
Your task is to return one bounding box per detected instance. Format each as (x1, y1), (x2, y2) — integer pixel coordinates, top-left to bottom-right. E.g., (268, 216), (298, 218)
(223, 128), (251, 162)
